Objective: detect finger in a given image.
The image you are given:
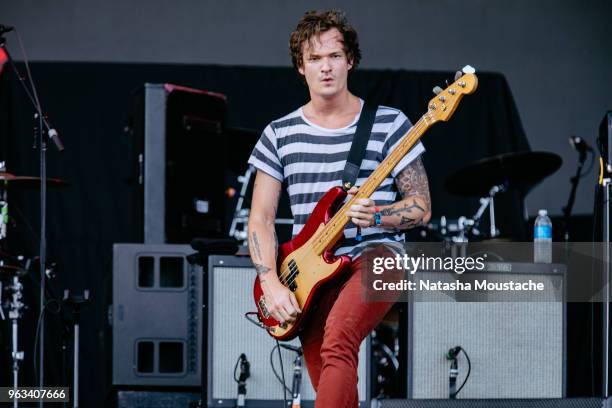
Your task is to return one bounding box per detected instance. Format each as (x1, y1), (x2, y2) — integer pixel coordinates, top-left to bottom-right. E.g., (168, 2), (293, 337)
(282, 304), (298, 320)
(349, 205), (369, 214)
(272, 311), (285, 325)
(281, 298), (297, 317)
(352, 217), (371, 227)
(289, 293), (302, 313)
(355, 198), (374, 207)
(269, 304), (287, 323)
(347, 209), (375, 226)
(276, 306), (291, 322)
(347, 186), (359, 195)
(345, 210), (360, 218)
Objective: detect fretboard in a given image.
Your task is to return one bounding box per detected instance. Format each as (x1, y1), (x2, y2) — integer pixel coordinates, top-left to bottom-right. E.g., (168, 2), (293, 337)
(311, 111), (435, 255)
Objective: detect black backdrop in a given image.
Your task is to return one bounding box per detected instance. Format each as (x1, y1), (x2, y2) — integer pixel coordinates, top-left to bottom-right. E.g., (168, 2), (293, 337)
(0, 63), (592, 406)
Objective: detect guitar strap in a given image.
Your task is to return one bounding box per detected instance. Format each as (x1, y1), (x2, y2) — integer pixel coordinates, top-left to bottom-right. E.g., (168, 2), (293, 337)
(341, 101), (378, 191)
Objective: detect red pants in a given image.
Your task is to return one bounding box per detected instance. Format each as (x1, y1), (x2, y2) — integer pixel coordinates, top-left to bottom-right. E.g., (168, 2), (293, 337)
(299, 249), (398, 408)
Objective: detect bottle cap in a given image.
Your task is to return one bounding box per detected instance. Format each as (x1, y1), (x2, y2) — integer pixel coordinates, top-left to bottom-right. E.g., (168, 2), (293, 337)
(538, 209), (548, 216)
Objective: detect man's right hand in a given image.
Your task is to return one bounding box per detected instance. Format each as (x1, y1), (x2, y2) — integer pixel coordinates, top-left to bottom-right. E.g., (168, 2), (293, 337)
(260, 277), (301, 324)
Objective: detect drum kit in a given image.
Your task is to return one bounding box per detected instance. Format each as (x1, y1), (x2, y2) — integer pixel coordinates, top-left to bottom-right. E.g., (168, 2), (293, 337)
(0, 161), (66, 406)
(423, 151), (562, 242)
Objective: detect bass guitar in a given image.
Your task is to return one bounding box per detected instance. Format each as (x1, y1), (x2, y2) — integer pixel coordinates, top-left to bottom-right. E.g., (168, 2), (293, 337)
(254, 66), (478, 340)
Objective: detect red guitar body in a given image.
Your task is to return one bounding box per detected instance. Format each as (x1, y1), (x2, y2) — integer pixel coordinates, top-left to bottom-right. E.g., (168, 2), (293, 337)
(253, 186), (352, 340)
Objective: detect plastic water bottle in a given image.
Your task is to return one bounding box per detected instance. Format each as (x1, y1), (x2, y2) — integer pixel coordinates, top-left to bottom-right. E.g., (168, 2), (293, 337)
(534, 209), (552, 263)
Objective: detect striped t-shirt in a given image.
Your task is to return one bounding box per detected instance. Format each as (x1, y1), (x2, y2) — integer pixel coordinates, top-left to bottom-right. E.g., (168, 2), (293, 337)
(248, 101), (425, 258)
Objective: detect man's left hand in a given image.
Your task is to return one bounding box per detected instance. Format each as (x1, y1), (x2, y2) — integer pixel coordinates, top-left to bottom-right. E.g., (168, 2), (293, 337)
(345, 186), (376, 227)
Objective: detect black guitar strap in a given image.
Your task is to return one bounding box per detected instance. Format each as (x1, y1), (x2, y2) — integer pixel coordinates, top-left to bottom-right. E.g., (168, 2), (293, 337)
(341, 102), (377, 191)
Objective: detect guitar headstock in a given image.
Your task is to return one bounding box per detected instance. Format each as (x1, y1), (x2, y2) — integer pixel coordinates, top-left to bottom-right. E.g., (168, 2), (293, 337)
(425, 65), (478, 123)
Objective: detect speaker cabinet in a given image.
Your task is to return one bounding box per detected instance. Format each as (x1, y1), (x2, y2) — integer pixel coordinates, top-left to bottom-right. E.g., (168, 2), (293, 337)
(112, 244), (203, 386)
(408, 263), (566, 399)
(134, 83), (228, 244)
(206, 255), (371, 407)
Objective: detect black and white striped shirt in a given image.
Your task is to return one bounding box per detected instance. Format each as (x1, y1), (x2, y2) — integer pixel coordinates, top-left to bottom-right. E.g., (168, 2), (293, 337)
(248, 101), (425, 258)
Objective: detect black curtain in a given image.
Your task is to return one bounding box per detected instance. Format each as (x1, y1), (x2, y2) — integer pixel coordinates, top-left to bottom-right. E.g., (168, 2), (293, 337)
(1, 62), (583, 407)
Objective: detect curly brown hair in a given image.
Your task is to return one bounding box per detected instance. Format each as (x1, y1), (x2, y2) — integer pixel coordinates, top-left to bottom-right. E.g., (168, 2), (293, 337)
(289, 9), (361, 73)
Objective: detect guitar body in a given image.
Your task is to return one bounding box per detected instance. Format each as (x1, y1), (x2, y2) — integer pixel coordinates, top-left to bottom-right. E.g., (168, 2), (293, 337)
(253, 186), (352, 340)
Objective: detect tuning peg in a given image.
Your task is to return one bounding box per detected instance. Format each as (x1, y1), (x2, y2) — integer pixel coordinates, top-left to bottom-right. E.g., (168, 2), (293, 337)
(454, 71), (462, 81)
(461, 65), (476, 74)
(432, 86), (443, 95)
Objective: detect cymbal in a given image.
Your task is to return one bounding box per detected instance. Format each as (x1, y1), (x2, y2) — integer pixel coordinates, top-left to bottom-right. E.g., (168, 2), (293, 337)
(0, 172), (67, 188)
(445, 151), (562, 197)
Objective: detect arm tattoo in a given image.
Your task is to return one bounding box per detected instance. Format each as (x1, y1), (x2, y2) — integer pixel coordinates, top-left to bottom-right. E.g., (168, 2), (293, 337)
(395, 157), (431, 209)
(253, 262), (271, 276)
(250, 231), (263, 261)
(380, 200), (425, 216)
(399, 216), (417, 227)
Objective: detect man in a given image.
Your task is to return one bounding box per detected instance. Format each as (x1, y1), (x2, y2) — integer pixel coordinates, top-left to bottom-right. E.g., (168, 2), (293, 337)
(248, 9), (431, 407)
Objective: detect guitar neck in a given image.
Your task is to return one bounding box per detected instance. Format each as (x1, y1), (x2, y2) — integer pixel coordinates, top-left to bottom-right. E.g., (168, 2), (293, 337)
(309, 69), (478, 255)
(312, 113), (434, 255)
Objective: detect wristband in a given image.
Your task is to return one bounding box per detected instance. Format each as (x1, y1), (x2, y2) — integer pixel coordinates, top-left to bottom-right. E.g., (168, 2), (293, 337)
(374, 207), (382, 226)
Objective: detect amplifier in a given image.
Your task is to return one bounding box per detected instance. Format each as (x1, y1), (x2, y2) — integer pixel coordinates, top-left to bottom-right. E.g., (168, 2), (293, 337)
(408, 262), (566, 399)
(206, 255), (371, 407)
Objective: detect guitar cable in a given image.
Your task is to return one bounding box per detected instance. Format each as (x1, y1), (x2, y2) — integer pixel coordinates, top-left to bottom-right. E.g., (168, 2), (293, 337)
(446, 346), (471, 398)
(245, 311), (268, 330)
(244, 312), (289, 406)
(272, 340), (290, 406)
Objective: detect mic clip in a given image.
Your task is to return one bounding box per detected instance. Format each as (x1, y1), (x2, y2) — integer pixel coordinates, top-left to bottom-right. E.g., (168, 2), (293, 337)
(446, 346), (462, 360)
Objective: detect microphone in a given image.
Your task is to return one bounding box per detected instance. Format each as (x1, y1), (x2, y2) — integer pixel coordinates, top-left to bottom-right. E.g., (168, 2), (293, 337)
(239, 354), (250, 381)
(0, 25), (14, 35)
(48, 128), (65, 152)
(236, 354), (250, 407)
(446, 346), (461, 360)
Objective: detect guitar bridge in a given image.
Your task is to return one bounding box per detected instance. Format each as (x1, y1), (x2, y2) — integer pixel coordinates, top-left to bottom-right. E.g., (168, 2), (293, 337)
(258, 296), (270, 318)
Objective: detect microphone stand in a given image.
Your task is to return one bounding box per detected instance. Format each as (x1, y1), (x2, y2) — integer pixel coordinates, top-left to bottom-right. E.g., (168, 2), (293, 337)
(63, 290), (90, 408)
(236, 354), (250, 408)
(562, 148), (587, 242)
(290, 352), (303, 408)
(0, 32), (64, 408)
(279, 344), (303, 408)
